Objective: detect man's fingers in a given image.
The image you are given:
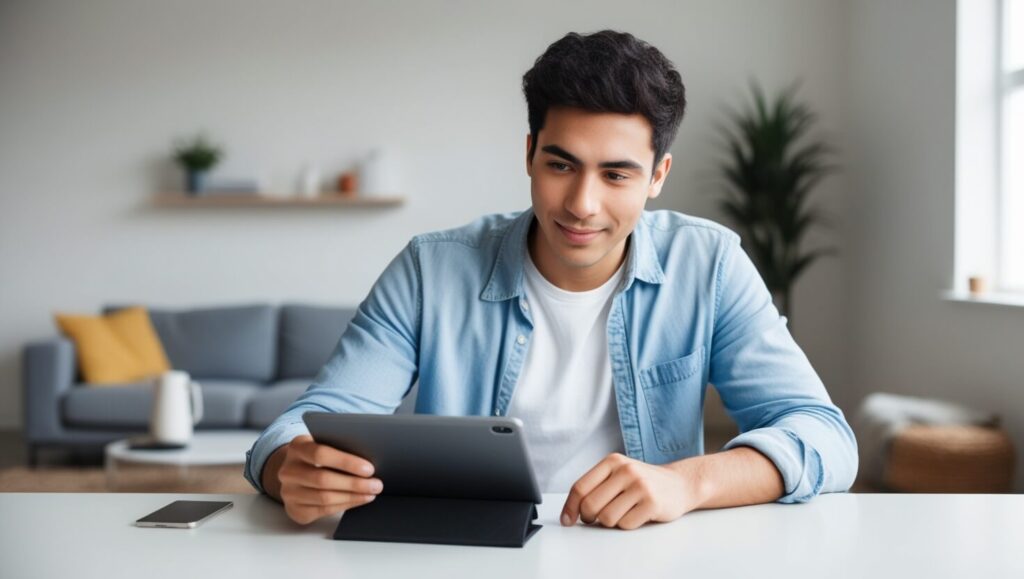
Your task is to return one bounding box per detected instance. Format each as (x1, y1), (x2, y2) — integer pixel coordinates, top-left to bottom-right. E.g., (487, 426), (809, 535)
(616, 499), (652, 530)
(561, 453), (627, 525)
(284, 496), (374, 525)
(288, 486), (377, 508)
(277, 436), (382, 525)
(285, 503), (342, 525)
(279, 463), (383, 494)
(577, 467), (635, 524)
(594, 487), (645, 529)
(293, 439), (375, 476)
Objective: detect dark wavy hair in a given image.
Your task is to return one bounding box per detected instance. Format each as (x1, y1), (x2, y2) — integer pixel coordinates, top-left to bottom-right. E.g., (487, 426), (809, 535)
(522, 30), (687, 175)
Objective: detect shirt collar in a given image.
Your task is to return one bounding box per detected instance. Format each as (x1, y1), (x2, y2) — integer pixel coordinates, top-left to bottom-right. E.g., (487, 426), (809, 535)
(480, 209), (665, 302)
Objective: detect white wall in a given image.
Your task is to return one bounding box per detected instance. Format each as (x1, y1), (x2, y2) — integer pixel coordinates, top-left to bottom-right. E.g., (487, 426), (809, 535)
(845, 0), (1024, 490)
(0, 0), (852, 430)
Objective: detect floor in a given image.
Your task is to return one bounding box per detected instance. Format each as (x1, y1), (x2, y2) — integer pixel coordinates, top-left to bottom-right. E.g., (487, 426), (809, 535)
(0, 429), (255, 493)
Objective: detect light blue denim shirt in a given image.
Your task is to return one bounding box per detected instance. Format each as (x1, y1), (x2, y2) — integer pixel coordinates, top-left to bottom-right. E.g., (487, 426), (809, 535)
(245, 209), (858, 502)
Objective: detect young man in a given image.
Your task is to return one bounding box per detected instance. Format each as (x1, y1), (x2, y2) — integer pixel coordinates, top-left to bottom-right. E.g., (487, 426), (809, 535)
(245, 30), (858, 530)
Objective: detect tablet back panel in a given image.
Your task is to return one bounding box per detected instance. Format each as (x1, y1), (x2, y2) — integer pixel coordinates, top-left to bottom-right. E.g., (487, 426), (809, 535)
(303, 412), (542, 503)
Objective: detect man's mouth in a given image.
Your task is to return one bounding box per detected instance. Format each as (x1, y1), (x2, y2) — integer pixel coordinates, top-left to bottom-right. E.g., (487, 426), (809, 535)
(556, 221), (603, 245)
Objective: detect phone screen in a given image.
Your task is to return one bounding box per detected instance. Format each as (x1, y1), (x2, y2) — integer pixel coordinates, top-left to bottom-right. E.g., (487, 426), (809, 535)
(136, 500), (233, 527)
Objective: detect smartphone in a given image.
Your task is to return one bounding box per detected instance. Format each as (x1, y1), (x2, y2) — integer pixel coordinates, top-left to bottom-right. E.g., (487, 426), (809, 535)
(135, 500), (233, 528)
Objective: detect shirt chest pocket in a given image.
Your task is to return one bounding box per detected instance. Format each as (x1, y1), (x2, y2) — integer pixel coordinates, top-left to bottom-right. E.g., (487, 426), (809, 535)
(638, 346), (706, 453)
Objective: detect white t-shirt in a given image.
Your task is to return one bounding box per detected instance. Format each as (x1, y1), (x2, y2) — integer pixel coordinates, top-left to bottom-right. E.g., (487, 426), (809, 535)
(508, 253), (626, 492)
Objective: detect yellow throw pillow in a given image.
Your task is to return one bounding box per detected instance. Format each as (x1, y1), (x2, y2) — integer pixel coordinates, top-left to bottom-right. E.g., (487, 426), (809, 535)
(54, 306), (171, 385)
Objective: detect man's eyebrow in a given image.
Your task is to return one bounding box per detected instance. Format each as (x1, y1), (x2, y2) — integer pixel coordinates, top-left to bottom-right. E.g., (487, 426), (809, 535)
(540, 144), (644, 172)
(599, 159), (644, 171)
(541, 145), (582, 165)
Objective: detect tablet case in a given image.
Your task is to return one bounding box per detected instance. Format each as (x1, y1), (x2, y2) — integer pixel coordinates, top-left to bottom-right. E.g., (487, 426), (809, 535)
(303, 413), (543, 548)
(334, 495), (541, 548)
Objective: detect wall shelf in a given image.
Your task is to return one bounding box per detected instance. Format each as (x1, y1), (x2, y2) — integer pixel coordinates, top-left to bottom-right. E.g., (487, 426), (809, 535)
(153, 193), (405, 208)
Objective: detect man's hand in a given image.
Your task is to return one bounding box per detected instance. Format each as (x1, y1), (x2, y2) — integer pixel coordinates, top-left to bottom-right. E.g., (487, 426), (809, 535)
(561, 447), (785, 530)
(262, 435), (383, 525)
(560, 453), (705, 530)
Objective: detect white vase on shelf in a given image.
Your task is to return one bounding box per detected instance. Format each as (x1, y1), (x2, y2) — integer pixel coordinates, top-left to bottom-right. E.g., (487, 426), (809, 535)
(298, 163), (321, 198)
(358, 148), (398, 197)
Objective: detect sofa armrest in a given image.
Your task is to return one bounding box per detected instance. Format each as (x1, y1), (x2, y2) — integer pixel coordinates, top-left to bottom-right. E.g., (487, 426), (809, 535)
(22, 336), (77, 442)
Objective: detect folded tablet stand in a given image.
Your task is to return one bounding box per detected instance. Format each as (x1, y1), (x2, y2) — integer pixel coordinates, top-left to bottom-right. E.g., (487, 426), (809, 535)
(333, 495), (542, 548)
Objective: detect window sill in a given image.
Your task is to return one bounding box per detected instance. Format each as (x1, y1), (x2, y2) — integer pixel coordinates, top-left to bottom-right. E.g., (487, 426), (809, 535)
(942, 290), (1024, 309)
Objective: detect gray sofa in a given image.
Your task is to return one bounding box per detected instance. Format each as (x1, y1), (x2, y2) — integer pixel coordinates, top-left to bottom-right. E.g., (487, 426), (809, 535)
(22, 303), (357, 466)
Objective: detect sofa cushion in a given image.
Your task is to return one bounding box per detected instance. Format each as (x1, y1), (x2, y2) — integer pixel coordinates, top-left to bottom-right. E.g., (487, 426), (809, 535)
(246, 379), (311, 429)
(106, 304), (277, 381)
(54, 307), (171, 385)
(63, 379), (262, 429)
(278, 304), (356, 380)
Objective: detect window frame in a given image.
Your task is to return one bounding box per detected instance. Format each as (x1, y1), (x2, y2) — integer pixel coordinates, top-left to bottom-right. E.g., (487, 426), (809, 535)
(998, 0), (1024, 291)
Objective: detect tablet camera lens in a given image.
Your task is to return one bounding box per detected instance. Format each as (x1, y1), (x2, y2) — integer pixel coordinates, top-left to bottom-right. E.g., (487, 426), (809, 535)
(491, 426), (513, 434)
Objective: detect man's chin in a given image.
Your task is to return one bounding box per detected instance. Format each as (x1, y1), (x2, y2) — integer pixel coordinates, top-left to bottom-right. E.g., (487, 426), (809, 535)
(554, 249), (606, 270)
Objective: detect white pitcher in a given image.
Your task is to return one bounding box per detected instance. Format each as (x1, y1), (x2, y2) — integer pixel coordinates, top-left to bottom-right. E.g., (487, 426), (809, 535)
(150, 370), (204, 445)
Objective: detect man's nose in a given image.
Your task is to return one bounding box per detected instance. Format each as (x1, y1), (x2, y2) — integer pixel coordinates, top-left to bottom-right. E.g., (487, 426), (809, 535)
(564, 173), (600, 220)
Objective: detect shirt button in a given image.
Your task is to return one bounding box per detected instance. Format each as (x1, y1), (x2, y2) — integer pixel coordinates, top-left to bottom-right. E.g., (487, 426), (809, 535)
(516, 334), (526, 345)
(521, 300), (530, 311)
(493, 410), (500, 416)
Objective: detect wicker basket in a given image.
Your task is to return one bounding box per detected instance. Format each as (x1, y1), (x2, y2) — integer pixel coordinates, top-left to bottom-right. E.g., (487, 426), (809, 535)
(883, 424), (1016, 493)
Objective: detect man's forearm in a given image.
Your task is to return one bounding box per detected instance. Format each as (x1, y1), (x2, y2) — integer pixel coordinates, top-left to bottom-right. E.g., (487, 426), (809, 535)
(668, 446), (785, 510)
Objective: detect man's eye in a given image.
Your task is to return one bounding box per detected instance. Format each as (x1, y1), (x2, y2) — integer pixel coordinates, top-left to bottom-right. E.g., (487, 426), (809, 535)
(548, 162), (571, 172)
(606, 172), (627, 181)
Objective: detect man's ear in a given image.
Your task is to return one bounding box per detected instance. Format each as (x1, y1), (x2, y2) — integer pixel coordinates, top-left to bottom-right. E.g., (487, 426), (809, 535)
(647, 153), (672, 200)
(525, 133), (533, 177)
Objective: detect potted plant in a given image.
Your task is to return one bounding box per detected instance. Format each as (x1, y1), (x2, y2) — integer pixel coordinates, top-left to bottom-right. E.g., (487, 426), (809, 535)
(716, 83), (837, 323)
(172, 133), (224, 195)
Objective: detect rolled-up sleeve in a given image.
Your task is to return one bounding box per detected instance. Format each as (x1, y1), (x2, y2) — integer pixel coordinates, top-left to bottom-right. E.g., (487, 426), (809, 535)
(711, 240), (858, 503)
(244, 240), (422, 494)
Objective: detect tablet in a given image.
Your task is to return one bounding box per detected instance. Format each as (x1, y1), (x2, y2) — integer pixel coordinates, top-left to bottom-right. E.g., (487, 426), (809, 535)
(303, 412), (542, 504)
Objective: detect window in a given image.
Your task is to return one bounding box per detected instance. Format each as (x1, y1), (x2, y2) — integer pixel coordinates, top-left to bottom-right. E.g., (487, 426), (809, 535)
(1001, 0), (1024, 290)
(954, 0), (1024, 299)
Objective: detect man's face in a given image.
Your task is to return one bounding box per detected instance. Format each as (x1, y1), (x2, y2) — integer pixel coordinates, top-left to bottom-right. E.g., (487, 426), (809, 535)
(526, 106), (672, 290)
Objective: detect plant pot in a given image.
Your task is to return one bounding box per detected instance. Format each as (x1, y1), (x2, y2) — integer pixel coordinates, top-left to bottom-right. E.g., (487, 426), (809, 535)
(186, 170), (207, 195)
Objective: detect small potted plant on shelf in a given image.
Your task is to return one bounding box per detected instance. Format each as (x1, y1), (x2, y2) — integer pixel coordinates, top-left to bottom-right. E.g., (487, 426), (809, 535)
(172, 132), (224, 195)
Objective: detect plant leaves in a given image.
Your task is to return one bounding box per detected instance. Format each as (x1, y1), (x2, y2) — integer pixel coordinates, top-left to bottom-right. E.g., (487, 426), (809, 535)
(714, 80), (838, 315)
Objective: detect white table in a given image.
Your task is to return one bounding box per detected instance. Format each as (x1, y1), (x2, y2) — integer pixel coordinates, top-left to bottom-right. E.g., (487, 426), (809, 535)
(104, 431), (259, 489)
(1, 492), (1022, 578)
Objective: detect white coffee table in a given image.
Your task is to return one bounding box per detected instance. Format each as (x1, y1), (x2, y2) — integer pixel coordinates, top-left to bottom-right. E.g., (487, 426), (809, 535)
(104, 431), (260, 490)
